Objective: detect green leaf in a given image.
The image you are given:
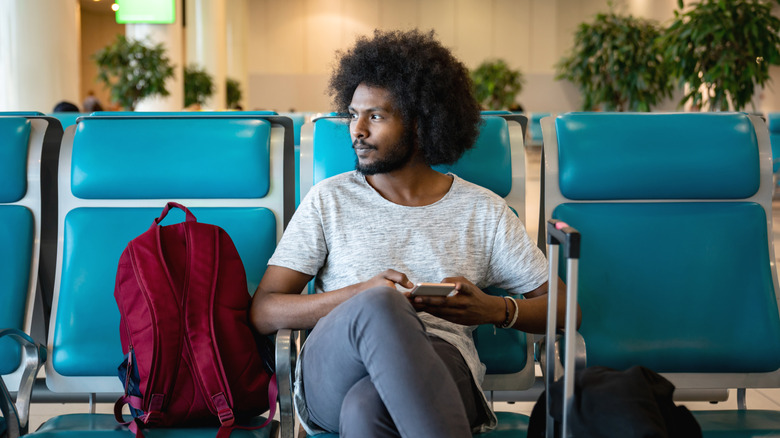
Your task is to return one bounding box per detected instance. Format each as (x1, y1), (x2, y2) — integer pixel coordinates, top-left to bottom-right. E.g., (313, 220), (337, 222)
(555, 12), (673, 111)
(184, 64), (214, 107)
(470, 59), (525, 110)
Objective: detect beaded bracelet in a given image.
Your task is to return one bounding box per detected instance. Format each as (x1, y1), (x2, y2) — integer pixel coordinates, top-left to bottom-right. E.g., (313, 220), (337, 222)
(497, 296), (510, 328)
(498, 296), (519, 329)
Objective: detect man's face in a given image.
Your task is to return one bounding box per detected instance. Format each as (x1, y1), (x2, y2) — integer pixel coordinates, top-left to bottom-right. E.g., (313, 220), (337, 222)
(348, 83), (415, 175)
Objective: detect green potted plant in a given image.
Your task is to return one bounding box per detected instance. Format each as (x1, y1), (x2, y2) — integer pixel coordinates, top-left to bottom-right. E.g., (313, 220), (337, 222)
(471, 59), (525, 110)
(226, 77), (242, 109)
(93, 35), (175, 111)
(556, 12), (674, 111)
(184, 64), (214, 108)
(663, 0), (780, 111)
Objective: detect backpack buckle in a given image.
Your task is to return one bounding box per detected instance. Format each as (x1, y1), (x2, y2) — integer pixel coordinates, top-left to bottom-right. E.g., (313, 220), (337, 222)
(217, 408), (235, 426)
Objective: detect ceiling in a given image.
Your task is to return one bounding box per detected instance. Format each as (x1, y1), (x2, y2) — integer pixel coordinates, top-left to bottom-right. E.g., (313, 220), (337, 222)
(80, 0), (115, 14)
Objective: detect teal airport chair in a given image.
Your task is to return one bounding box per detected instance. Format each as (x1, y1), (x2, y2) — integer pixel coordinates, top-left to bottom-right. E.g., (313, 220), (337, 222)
(0, 117), (50, 437)
(0, 114), (64, 339)
(281, 113), (535, 438)
(23, 114), (295, 438)
(542, 112), (780, 436)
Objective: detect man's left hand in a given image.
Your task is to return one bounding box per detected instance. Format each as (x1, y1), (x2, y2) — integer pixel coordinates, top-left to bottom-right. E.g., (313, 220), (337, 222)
(404, 276), (505, 326)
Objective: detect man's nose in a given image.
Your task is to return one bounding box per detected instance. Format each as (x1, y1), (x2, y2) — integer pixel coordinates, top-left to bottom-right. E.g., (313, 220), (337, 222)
(351, 116), (367, 139)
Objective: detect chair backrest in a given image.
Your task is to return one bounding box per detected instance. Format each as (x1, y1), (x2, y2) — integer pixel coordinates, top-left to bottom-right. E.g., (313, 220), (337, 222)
(299, 114), (527, 221)
(542, 112), (780, 390)
(0, 117), (46, 390)
(299, 114), (533, 392)
(45, 115), (294, 393)
(0, 112), (45, 116)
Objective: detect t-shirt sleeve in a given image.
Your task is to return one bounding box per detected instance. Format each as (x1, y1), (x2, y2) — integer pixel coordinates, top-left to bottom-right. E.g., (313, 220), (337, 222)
(486, 205), (548, 295)
(267, 188), (328, 276)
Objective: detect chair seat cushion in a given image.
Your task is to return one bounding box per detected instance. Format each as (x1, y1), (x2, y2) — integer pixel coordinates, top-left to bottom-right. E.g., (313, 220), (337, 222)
(30, 413), (277, 437)
(693, 409), (780, 437)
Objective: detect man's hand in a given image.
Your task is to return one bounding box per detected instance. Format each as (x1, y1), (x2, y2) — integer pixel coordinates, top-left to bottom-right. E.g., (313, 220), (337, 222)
(358, 269), (414, 294)
(404, 276), (505, 326)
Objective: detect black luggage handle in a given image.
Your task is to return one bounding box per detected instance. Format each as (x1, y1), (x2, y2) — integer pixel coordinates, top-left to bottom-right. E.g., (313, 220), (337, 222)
(545, 219), (581, 438)
(546, 219), (580, 259)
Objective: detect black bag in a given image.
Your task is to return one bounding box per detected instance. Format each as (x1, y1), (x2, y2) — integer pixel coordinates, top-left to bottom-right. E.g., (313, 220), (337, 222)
(527, 365), (702, 438)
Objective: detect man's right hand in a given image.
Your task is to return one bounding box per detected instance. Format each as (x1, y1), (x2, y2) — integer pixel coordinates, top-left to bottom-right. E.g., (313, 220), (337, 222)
(359, 269), (414, 294)
(252, 266), (414, 334)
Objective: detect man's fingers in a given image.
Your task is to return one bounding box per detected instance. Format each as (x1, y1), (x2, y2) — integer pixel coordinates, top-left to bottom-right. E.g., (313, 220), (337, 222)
(413, 295), (448, 306)
(384, 269), (413, 288)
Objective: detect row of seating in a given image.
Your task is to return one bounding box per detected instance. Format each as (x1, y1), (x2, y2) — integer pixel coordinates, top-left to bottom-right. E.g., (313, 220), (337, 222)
(3, 111), (780, 437)
(0, 111), (529, 438)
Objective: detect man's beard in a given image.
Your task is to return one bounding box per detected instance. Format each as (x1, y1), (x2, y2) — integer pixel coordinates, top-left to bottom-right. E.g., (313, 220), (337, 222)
(354, 134), (416, 175)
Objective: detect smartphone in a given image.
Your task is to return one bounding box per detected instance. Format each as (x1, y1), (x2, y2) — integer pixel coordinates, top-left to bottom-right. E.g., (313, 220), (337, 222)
(409, 282), (457, 297)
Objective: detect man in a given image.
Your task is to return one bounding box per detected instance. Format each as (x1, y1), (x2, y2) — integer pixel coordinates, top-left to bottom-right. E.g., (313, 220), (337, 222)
(251, 29), (575, 437)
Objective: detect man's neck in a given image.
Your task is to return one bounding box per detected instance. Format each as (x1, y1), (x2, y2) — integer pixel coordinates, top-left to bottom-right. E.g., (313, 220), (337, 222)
(364, 164), (453, 207)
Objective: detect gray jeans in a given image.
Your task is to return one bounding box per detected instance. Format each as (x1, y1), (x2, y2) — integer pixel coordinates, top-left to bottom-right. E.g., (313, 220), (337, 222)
(301, 286), (481, 438)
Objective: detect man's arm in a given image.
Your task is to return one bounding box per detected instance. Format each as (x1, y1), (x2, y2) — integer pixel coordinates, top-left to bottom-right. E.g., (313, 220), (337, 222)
(250, 265), (414, 334)
(511, 278), (581, 333)
(409, 277), (581, 334)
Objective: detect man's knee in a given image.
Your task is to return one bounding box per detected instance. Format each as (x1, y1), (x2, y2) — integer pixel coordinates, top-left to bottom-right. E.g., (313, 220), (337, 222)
(352, 286), (407, 307)
(348, 286), (422, 333)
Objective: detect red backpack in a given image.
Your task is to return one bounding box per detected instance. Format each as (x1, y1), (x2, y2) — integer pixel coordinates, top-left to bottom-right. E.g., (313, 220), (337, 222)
(113, 202), (276, 437)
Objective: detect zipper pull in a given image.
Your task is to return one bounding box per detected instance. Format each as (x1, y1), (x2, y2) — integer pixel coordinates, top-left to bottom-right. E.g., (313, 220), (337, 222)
(124, 345), (134, 395)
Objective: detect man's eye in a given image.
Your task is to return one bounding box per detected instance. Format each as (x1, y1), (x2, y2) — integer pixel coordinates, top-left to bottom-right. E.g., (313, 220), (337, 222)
(371, 114), (382, 120)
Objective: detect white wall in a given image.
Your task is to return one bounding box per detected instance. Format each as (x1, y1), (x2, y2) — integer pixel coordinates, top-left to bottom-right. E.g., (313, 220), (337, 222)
(244, 0), (689, 113)
(243, 0), (780, 114)
(8, 0), (778, 114)
(0, 0), (81, 112)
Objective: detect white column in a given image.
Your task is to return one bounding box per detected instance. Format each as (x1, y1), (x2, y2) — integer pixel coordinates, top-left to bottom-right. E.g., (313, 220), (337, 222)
(0, 0), (81, 112)
(186, 0), (227, 110)
(126, 0), (184, 111)
(226, 0), (249, 110)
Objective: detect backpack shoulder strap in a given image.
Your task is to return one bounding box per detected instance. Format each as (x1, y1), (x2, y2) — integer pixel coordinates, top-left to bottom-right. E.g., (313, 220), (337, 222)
(126, 225), (183, 425)
(182, 222), (237, 430)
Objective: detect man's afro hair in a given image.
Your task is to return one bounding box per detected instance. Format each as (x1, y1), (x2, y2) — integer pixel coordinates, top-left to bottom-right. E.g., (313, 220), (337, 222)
(328, 29), (482, 166)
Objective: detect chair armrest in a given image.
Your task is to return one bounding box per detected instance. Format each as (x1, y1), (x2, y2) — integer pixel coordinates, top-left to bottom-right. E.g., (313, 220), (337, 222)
(0, 329), (46, 436)
(275, 329), (299, 438)
(538, 330), (587, 382)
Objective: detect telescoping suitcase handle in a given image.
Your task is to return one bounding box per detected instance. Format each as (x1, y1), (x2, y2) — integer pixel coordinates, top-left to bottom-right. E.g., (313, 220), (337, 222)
(545, 219), (581, 438)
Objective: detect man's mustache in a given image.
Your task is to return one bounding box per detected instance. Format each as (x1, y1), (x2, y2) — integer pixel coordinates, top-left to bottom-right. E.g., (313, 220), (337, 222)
(353, 139), (376, 149)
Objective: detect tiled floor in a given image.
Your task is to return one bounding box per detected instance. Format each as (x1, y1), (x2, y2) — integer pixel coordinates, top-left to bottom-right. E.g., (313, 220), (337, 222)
(25, 145), (780, 432)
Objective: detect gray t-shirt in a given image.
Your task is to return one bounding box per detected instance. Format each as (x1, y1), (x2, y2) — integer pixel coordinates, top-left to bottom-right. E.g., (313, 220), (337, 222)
(269, 171), (548, 433)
